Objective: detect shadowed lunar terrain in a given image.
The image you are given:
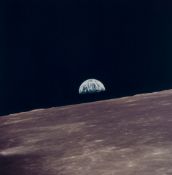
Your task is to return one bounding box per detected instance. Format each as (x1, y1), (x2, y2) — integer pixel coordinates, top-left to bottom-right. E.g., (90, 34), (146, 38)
(1, 90), (172, 175)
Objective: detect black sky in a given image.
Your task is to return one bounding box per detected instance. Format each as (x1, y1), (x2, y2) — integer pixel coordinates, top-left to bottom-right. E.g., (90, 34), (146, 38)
(1, 0), (172, 115)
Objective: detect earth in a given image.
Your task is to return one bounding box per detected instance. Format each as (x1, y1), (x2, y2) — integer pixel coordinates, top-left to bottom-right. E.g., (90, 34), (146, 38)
(79, 79), (105, 94)
(1, 89), (172, 175)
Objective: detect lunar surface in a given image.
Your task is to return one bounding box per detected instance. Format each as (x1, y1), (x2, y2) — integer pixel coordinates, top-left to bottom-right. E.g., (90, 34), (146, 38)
(79, 79), (105, 94)
(1, 89), (172, 175)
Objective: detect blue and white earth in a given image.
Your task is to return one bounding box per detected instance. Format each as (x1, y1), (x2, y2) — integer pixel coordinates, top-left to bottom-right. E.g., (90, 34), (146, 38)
(79, 79), (106, 94)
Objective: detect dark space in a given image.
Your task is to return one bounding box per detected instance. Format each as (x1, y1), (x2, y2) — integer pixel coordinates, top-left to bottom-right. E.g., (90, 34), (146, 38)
(1, 0), (172, 116)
